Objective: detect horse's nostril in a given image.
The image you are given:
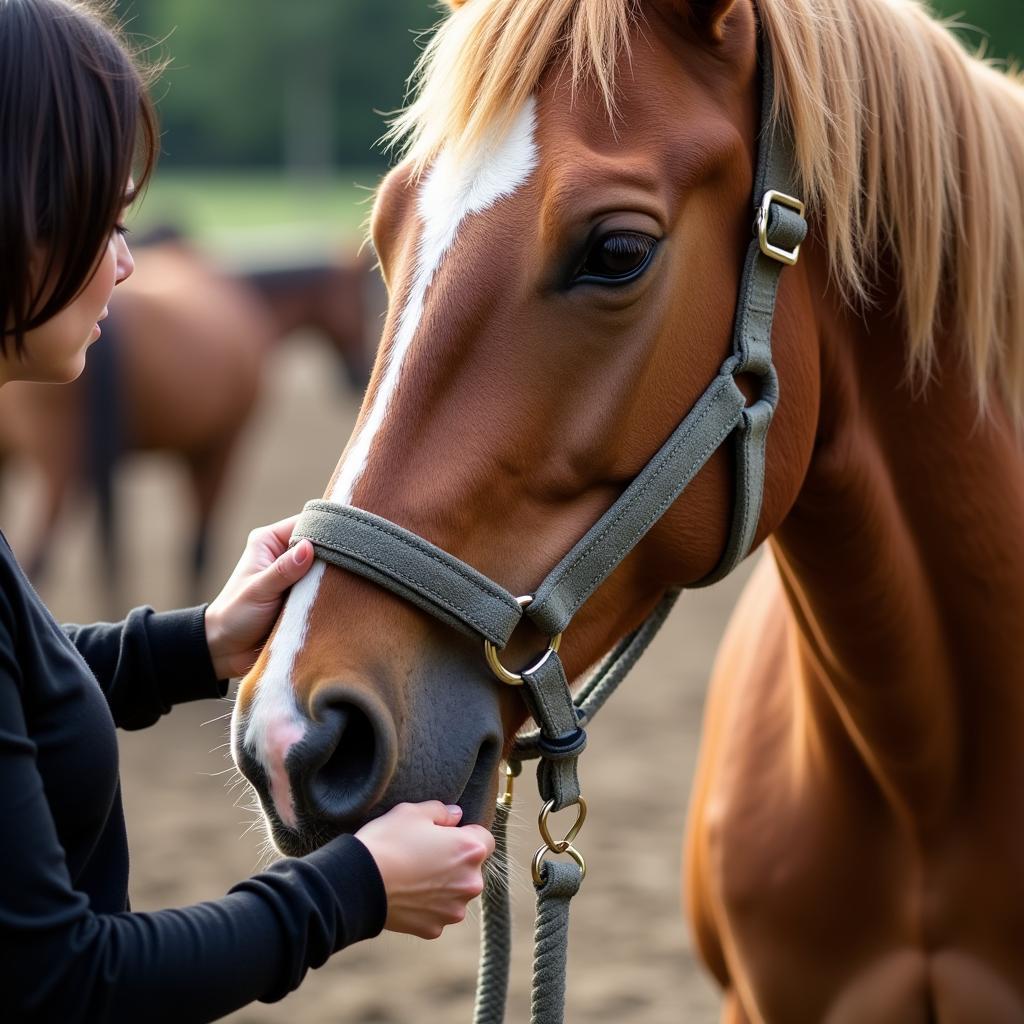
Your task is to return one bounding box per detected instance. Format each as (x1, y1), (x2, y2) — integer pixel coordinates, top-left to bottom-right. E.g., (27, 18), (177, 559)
(312, 703), (374, 799)
(292, 691), (393, 829)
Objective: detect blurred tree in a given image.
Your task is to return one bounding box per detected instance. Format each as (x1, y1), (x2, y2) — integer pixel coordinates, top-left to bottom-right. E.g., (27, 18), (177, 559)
(116, 0), (1021, 172)
(117, 0), (437, 170)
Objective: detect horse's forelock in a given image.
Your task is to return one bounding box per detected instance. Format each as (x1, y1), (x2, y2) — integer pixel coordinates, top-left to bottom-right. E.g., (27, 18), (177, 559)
(387, 0), (634, 177)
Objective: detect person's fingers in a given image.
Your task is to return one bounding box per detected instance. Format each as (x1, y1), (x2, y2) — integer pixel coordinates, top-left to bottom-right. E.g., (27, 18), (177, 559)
(248, 515), (303, 560)
(457, 872), (486, 899)
(263, 514), (301, 546)
(461, 823), (496, 857)
(249, 539), (313, 599)
(427, 801), (463, 826)
(291, 538), (313, 567)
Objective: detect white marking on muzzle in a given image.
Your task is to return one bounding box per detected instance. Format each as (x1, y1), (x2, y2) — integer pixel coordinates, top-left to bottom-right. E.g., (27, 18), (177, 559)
(238, 100), (539, 828)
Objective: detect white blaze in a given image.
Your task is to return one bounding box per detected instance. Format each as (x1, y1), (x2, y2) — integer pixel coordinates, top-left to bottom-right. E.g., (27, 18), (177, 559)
(237, 101), (539, 816)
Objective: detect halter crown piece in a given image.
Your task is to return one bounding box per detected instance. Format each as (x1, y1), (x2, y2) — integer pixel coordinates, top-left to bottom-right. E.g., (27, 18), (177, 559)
(290, 37), (805, 1024)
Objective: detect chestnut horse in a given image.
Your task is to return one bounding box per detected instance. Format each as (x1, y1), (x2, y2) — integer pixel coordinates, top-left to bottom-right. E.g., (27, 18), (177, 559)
(232, 0), (1024, 1019)
(0, 233), (378, 599)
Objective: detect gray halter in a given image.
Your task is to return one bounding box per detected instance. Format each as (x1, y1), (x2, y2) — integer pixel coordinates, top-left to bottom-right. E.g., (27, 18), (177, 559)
(291, 38), (805, 1024)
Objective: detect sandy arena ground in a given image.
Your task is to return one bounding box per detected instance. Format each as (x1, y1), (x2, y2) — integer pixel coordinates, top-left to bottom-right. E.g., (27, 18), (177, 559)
(3, 333), (751, 1023)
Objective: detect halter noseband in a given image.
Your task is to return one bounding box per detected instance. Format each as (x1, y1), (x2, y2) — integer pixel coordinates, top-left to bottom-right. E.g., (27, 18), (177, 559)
(290, 40), (805, 1024)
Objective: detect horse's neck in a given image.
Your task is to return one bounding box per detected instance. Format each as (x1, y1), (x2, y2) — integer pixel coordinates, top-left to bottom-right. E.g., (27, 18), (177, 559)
(771, 254), (1024, 830)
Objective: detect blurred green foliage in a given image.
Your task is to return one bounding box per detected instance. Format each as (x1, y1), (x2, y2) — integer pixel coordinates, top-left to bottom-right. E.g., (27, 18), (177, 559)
(117, 0), (1021, 174)
(125, 171), (373, 258)
(117, 0), (438, 170)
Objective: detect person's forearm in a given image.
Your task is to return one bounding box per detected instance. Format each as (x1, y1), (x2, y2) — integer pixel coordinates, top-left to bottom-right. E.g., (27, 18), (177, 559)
(2, 837), (385, 1022)
(65, 606), (225, 729)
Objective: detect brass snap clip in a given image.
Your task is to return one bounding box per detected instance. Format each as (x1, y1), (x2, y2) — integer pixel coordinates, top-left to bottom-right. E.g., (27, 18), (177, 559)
(497, 762), (516, 809)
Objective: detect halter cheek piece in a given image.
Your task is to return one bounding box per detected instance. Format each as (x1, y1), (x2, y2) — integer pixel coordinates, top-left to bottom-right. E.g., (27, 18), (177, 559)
(291, 41), (805, 1024)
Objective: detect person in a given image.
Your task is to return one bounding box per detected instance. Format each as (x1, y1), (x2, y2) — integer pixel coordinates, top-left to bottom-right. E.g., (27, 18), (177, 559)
(0, 1), (495, 1020)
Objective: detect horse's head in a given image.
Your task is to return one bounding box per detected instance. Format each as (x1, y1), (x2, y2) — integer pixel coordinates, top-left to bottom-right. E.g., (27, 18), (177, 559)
(232, 0), (820, 855)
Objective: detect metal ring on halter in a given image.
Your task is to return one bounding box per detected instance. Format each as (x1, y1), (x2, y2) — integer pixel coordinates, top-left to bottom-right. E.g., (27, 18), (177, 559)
(538, 797), (587, 853)
(532, 843), (586, 886)
(532, 797), (588, 883)
(483, 595), (563, 686)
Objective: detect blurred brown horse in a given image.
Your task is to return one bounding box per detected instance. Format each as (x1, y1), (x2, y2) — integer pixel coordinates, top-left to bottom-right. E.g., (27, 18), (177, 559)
(0, 232), (379, 601)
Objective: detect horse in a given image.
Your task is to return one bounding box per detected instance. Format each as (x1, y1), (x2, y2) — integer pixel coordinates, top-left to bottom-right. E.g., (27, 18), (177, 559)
(0, 232), (379, 602)
(245, 257), (380, 391)
(230, 0), (1024, 1019)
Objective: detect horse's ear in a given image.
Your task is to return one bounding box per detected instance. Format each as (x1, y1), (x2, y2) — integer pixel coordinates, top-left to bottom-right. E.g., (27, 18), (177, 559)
(655, 0), (740, 42)
(691, 0), (743, 40)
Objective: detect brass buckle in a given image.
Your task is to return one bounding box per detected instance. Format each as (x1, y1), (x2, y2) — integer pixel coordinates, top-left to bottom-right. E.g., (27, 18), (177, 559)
(483, 595), (563, 686)
(757, 189), (805, 267)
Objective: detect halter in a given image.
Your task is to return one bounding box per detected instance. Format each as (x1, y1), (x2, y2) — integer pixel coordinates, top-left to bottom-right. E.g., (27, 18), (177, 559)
(291, 38), (805, 1024)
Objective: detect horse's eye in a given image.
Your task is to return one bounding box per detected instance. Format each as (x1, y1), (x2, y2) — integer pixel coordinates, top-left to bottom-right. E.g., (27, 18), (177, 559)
(574, 231), (657, 285)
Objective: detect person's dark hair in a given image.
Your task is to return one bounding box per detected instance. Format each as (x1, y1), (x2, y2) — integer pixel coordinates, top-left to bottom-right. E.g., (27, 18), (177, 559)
(0, 0), (159, 354)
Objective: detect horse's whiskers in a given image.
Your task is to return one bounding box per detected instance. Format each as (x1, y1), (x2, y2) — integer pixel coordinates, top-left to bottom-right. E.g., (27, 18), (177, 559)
(200, 710), (234, 727)
(239, 817), (265, 840)
(230, 780), (260, 810)
(254, 835), (280, 873)
(225, 774), (251, 795)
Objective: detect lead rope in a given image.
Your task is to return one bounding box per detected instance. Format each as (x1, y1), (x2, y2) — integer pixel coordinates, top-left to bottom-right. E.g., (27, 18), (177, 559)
(473, 589), (681, 1023)
(530, 862), (583, 1023)
(474, 767), (514, 1024)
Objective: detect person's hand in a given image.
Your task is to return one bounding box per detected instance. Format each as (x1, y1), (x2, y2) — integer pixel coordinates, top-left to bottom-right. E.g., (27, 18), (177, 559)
(204, 515), (314, 679)
(355, 802), (495, 939)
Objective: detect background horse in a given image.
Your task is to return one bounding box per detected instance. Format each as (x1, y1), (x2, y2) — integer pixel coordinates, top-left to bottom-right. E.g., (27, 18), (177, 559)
(0, 232), (380, 602)
(246, 258), (380, 391)
(232, 0), (1024, 1019)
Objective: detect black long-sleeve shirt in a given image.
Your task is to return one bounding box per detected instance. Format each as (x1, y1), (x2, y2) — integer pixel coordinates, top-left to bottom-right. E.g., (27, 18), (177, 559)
(0, 535), (386, 1023)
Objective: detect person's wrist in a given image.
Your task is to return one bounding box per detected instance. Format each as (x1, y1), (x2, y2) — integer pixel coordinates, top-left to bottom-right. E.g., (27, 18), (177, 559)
(204, 604), (232, 678)
(306, 834), (388, 945)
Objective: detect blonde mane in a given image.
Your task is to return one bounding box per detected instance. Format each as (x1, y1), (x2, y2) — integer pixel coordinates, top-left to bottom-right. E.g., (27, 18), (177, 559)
(388, 0), (1024, 427)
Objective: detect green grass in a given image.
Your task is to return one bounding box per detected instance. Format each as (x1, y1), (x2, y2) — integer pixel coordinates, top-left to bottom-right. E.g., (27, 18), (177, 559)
(126, 169), (386, 262)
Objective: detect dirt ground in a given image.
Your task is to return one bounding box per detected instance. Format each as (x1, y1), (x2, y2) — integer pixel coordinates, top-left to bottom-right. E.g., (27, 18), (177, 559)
(3, 334), (752, 1023)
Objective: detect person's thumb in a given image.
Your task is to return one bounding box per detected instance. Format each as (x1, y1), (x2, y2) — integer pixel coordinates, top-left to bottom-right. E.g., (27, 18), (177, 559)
(252, 539), (313, 599)
(432, 803), (464, 826)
